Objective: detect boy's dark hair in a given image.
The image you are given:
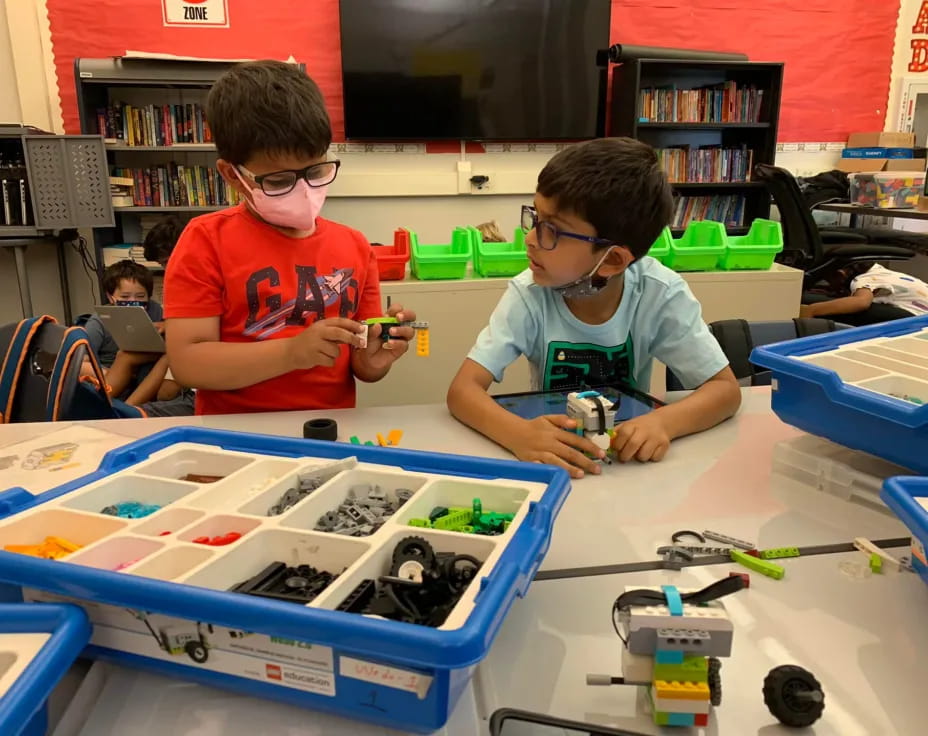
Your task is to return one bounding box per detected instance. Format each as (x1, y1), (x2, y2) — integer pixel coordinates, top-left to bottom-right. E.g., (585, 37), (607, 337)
(537, 137), (673, 259)
(143, 215), (184, 265)
(103, 260), (154, 298)
(207, 60), (332, 165)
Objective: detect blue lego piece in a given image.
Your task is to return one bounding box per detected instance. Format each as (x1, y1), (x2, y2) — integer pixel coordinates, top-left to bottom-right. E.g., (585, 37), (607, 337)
(654, 649), (685, 664)
(576, 390), (601, 398)
(662, 584), (683, 616)
(667, 712), (696, 727)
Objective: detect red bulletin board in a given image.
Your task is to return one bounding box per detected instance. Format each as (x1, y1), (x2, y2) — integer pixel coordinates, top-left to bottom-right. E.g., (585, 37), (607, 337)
(47, 0), (900, 143)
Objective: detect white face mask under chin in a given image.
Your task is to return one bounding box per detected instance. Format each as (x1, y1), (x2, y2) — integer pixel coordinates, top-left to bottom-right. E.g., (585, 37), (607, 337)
(552, 246), (616, 299)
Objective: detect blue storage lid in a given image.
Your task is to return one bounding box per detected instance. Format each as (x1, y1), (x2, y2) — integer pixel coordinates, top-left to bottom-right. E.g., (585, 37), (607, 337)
(0, 603), (91, 736)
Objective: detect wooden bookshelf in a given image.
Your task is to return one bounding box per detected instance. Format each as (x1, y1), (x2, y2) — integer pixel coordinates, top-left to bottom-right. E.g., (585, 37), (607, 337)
(610, 59), (783, 231)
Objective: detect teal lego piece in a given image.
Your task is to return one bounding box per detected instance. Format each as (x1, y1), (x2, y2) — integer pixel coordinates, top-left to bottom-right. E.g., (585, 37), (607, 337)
(655, 650), (685, 664)
(667, 712), (696, 727)
(661, 584), (683, 616)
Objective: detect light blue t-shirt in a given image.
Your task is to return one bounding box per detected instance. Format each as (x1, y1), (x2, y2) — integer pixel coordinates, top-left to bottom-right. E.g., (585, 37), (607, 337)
(468, 257), (728, 392)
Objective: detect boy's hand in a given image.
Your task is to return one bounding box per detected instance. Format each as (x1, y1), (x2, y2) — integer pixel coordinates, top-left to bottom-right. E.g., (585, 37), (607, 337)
(610, 413), (671, 463)
(287, 318), (365, 370)
(508, 415), (605, 479)
(355, 305), (417, 373)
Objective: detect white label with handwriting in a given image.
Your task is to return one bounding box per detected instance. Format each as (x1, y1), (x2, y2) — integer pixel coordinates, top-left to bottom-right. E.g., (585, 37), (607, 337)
(339, 656), (433, 699)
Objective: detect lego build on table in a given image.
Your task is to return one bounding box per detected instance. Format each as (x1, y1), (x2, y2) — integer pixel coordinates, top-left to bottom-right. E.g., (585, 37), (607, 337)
(587, 576), (825, 729)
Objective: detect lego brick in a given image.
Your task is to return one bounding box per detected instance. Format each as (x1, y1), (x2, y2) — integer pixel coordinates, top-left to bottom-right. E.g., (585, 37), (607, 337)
(760, 546), (800, 559)
(731, 549), (785, 580)
(654, 680), (711, 701)
(728, 571), (750, 588)
(694, 713), (709, 727)
(667, 712), (696, 727)
(620, 647), (653, 684)
(703, 530), (754, 549)
(653, 710), (669, 726)
(653, 695), (711, 714)
(653, 656), (708, 684)
(654, 650), (684, 664)
(626, 627), (733, 658)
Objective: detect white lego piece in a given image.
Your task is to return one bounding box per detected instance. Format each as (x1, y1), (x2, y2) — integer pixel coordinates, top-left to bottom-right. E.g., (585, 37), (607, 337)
(652, 694), (712, 715)
(566, 391), (616, 434)
(357, 324), (369, 350)
(620, 647), (654, 684)
(620, 586), (733, 636)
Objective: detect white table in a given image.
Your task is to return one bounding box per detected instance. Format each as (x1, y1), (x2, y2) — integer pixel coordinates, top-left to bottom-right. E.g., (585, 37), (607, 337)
(1, 389), (906, 572)
(477, 552), (928, 736)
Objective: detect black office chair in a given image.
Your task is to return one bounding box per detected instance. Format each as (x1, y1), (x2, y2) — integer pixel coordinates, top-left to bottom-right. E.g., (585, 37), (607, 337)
(666, 318), (849, 390)
(754, 164), (915, 292)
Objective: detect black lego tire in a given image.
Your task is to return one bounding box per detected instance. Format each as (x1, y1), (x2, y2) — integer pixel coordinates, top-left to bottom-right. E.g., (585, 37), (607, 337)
(390, 536), (435, 577)
(708, 657), (722, 706)
(185, 641), (209, 664)
(763, 665), (825, 728)
(303, 418), (338, 441)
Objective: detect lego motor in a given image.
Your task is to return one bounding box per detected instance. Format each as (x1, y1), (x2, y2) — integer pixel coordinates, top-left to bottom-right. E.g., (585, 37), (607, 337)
(566, 390), (618, 460)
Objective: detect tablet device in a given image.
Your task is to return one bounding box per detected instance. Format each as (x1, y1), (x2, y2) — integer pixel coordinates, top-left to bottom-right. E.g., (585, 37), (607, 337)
(94, 305), (165, 353)
(492, 383), (663, 424)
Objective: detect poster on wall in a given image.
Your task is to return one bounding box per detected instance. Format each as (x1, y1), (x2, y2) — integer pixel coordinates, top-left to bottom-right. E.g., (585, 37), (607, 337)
(162, 0), (229, 28)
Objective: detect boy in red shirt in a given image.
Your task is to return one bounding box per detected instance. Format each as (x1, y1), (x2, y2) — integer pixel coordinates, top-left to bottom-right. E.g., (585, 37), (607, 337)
(164, 61), (415, 414)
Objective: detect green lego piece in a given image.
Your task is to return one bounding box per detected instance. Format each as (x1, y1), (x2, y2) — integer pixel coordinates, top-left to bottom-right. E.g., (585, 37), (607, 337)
(364, 317), (400, 325)
(654, 711), (670, 726)
(653, 656), (709, 684)
(408, 518), (431, 528)
(472, 498), (483, 520)
(433, 508), (472, 531)
(731, 549), (785, 580)
(461, 525), (475, 534)
(349, 436), (361, 445)
(760, 547), (801, 559)
(870, 553), (883, 574)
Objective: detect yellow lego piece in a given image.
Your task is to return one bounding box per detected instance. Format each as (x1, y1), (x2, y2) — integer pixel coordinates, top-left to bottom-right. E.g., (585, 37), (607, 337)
(376, 430), (403, 447)
(4, 536), (82, 559)
(416, 328), (430, 357)
(653, 680), (710, 701)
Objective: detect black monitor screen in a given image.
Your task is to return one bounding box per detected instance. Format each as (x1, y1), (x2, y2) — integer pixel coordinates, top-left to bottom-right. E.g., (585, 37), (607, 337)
(338, 0), (611, 140)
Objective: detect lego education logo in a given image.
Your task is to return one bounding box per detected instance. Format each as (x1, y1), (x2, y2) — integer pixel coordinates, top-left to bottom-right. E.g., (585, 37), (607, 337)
(265, 663), (282, 681)
(162, 0), (229, 28)
(265, 663), (335, 695)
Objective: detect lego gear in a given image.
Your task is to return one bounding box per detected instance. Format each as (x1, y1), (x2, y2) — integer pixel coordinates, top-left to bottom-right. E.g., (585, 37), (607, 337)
(763, 665), (825, 728)
(708, 657), (722, 706)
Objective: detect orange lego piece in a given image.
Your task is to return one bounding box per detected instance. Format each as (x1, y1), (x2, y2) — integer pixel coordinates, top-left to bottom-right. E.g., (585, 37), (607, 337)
(416, 328), (430, 357)
(4, 536), (82, 559)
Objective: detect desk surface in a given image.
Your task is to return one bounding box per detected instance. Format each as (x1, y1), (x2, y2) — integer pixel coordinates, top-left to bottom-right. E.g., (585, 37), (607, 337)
(0, 389), (905, 572)
(478, 552), (928, 736)
(816, 202), (928, 220)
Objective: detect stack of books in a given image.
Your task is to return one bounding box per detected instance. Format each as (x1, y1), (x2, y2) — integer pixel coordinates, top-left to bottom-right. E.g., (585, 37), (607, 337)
(97, 102), (212, 146)
(672, 195), (746, 229)
(109, 176), (135, 208)
(656, 145), (754, 183)
(639, 82), (764, 123)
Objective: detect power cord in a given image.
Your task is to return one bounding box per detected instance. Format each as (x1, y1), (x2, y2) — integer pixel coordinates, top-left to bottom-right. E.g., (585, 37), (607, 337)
(58, 228), (99, 304)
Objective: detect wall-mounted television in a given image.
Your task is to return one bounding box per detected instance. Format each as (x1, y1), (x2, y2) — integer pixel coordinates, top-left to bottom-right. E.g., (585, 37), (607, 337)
(338, 0), (611, 141)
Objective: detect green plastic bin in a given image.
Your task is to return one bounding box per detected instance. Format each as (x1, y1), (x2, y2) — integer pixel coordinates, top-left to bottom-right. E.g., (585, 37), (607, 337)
(409, 227), (473, 280)
(665, 220), (727, 272)
(647, 227), (672, 264)
(472, 226), (530, 277)
(720, 219), (784, 270)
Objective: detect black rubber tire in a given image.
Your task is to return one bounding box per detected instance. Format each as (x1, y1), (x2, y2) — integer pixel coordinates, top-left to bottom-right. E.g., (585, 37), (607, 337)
(763, 665), (825, 728)
(186, 641), (209, 664)
(708, 657), (722, 706)
(391, 536), (435, 576)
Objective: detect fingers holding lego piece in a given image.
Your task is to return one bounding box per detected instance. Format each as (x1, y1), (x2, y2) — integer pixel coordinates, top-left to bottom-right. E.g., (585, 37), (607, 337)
(507, 415), (606, 479)
(287, 317), (365, 369)
(611, 414), (670, 463)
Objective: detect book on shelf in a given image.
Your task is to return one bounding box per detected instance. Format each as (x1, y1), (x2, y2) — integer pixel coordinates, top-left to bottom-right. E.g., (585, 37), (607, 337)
(109, 175), (135, 208)
(96, 102), (212, 146)
(656, 144), (754, 183)
(111, 164), (240, 208)
(639, 81), (764, 123)
(101, 244), (161, 270)
(672, 195), (746, 229)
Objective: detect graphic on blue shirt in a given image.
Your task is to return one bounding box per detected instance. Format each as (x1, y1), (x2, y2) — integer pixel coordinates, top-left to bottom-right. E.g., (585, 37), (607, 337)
(543, 339), (635, 392)
(244, 266), (358, 340)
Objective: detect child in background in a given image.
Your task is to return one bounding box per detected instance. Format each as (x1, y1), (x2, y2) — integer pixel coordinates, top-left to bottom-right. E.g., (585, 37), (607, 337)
(164, 61), (415, 414)
(83, 260), (163, 399)
(447, 138), (741, 478)
(800, 263), (928, 320)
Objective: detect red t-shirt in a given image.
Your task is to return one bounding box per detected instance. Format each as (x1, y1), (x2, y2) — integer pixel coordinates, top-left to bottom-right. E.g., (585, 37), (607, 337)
(163, 205), (381, 414)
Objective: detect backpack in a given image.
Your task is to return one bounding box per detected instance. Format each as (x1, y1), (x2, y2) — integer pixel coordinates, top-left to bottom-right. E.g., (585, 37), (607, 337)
(0, 315), (146, 423)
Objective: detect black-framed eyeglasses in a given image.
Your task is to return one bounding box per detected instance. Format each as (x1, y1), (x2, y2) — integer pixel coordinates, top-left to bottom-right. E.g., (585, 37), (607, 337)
(240, 160), (341, 196)
(520, 205), (614, 251)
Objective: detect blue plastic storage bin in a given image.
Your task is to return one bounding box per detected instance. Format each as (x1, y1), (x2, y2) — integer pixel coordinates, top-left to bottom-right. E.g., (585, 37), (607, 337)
(751, 315), (928, 473)
(881, 477), (928, 585)
(0, 603), (90, 736)
(0, 427), (570, 733)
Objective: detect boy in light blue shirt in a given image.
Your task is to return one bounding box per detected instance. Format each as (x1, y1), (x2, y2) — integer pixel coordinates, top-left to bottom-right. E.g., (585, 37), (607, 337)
(448, 138), (741, 478)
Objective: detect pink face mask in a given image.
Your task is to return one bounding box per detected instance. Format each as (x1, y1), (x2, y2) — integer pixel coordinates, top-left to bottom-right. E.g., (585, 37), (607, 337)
(234, 167), (327, 232)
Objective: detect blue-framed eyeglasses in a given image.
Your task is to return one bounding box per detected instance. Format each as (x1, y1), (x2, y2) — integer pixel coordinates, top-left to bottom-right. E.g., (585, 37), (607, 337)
(520, 205), (614, 251)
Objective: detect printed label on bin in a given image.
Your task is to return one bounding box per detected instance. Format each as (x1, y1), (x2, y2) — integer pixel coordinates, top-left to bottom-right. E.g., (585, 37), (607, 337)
(24, 589), (336, 697)
(339, 656), (433, 699)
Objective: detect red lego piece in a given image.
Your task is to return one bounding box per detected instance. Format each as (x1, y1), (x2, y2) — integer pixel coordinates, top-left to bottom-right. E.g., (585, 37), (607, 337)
(745, 549), (760, 557)
(158, 531), (171, 536)
(694, 713), (708, 727)
(729, 571), (750, 588)
(193, 532), (242, 546)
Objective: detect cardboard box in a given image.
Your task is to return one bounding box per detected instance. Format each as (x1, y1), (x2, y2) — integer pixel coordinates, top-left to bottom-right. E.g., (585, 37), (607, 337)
(838, 131), (926, 173)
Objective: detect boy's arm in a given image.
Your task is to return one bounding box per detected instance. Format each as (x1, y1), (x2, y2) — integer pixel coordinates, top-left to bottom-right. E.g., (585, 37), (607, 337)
(447, 359), (605, 479)
(799, 288), (873, 318)
(126, 354), (170, 406)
